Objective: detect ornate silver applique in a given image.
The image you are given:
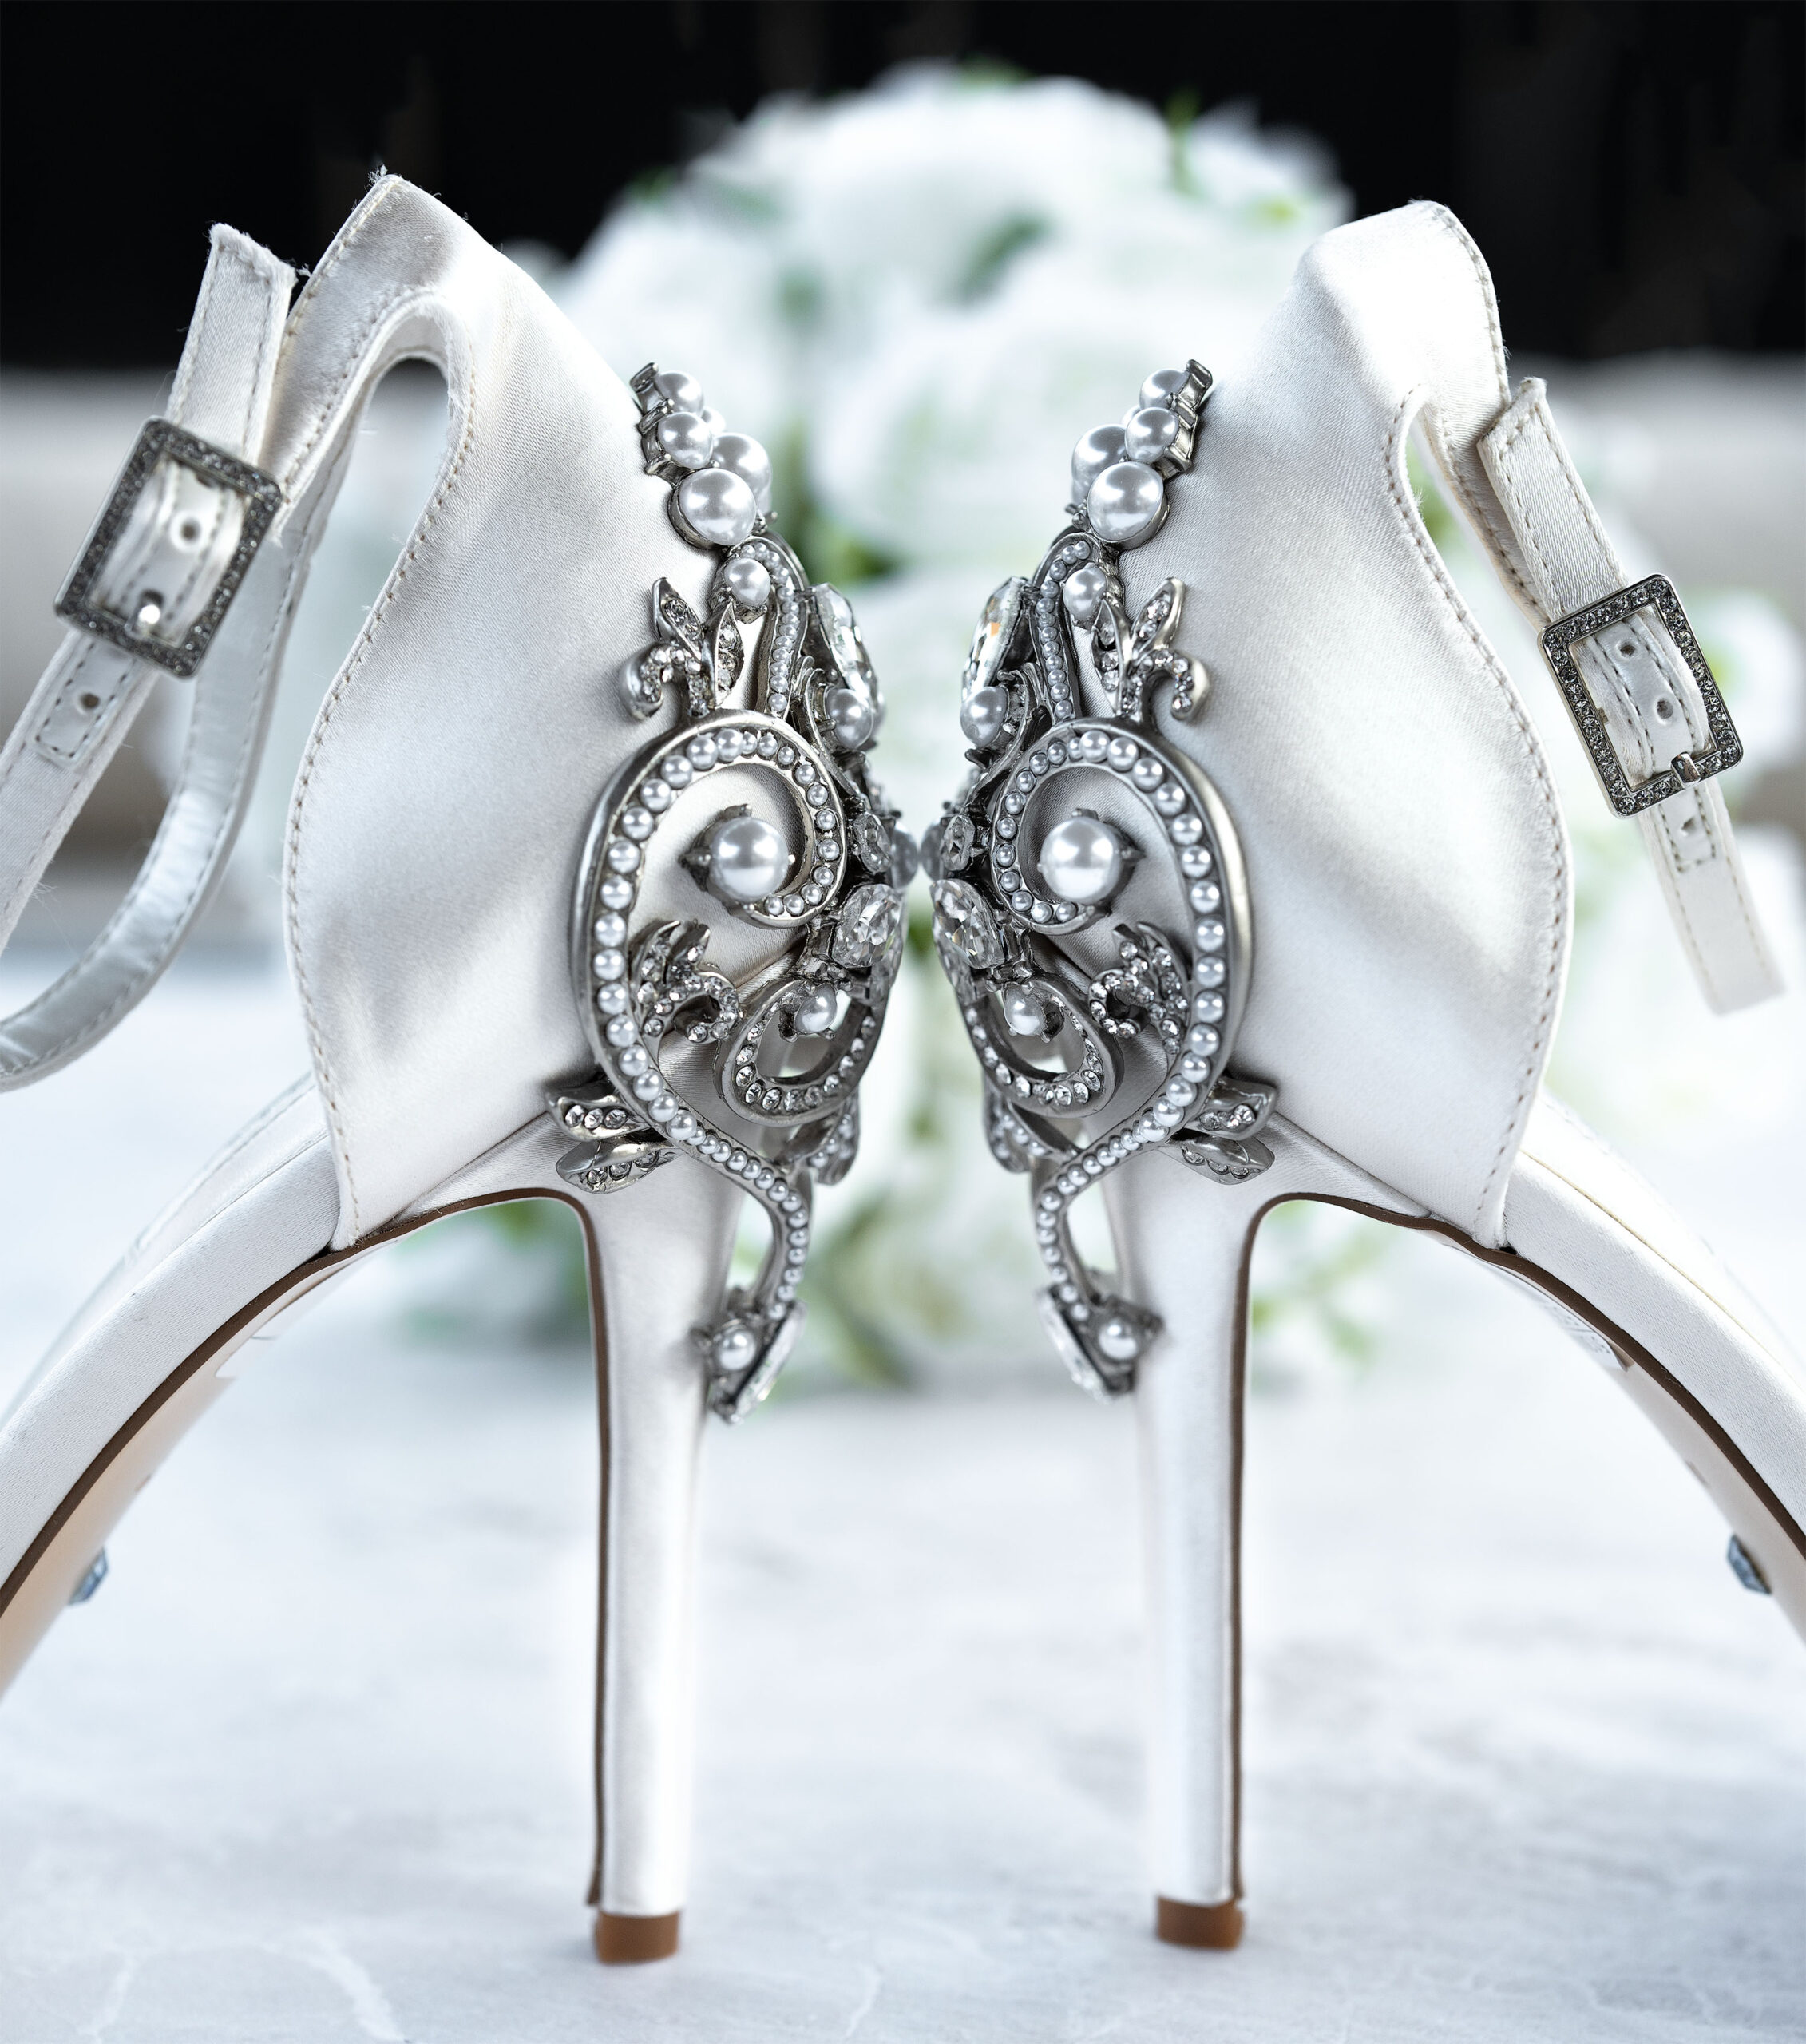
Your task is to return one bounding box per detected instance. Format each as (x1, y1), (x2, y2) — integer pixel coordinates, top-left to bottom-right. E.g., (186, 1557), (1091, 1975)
(928, 361), (1275, 1400)
(552, 365), (914, 1422)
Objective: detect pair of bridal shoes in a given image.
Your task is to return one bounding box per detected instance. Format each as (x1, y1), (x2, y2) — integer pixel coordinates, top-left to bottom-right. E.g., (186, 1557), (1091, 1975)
(1, 179), (1798, 1963)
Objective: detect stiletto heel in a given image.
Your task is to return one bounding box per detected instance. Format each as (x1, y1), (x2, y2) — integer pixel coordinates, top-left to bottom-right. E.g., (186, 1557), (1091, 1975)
(1, 177), (909, 1959)
(1104, 1123), (1421, 1945)
(928, 198), (1801, 1945)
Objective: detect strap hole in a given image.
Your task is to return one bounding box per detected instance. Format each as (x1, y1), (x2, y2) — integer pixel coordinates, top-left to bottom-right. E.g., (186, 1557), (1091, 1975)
(77, 691), (100, 711)
(176, 516), (204, 545)
(1654, 697), (1675, 721)
(1617, 639), (1638, 656)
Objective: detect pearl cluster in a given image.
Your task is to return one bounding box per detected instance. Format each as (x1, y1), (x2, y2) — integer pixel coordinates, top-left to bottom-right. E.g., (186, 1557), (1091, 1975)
(1069, 366), (1195, 548)
(641, 367), (774, 549)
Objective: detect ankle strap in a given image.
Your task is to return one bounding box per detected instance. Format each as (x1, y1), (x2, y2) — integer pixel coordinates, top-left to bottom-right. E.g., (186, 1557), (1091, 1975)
(1475, 379), (1780, 1014)
(0, 228), (295, 1087)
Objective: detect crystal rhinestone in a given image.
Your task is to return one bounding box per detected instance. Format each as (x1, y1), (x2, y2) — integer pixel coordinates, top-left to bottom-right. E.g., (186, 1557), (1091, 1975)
(1078, 728), (1110, 762)
(1071, 424), (1127, 502)
(1123, 406), (1181, 463)
(1088, 461), (1164, 545)
(678, 467), (758, 547)
(1000, 985), (1048, 1036)
(657, 409), (716, 469)
(1062, 562), (1108, 626)
(966, 578), (1026, 691)
(712, 432), (773, 513)
(832, 881), (904, 967)
(723, 553), (772, 613)
(960, 683), (1008, 749)
(932, 878), (1004, 969)
(815, 585), (881, 699)
(826, 684), (877, 750)
(709, 814), (790, 902)
(652, 369), (703, 410)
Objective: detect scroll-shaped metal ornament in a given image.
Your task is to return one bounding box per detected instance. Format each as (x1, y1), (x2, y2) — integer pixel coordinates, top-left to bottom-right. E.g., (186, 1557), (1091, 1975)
(926, 361), (1277, 1400)
(552, 365), (915, 1421)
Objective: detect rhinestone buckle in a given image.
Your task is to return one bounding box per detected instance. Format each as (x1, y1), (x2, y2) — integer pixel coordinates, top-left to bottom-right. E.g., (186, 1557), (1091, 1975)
(54, 418), (283, 679)
(1539, 573), (1742, 818)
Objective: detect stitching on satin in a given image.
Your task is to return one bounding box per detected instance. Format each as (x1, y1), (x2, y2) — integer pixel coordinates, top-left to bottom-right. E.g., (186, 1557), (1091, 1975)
(279, 285), (418, 496)
(273, 177), (402, 382)
(1413, 204), (1536, 612)
(286, 339), (479, 1240)
(1383, 383), (1568, 1243)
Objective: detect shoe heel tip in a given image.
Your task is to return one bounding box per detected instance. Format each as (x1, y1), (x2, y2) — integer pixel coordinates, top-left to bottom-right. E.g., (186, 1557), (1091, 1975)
(1155, 1895), (1243, 1949)
(594, 1910), (681, 1963)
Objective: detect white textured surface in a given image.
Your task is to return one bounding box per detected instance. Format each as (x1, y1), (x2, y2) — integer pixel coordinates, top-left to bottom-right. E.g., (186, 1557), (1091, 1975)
(1, 965), (1803, 2041)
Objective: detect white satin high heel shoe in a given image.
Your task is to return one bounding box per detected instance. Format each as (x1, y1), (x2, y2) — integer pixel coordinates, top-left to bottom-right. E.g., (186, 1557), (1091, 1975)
(928, 200), (1801, 1950)
(0, 177), (911, 1963)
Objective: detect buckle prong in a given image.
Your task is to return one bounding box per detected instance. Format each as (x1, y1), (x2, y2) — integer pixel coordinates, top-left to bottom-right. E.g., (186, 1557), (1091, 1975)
(1539, 573), (1741, 818)
(54, 418), (282, 679)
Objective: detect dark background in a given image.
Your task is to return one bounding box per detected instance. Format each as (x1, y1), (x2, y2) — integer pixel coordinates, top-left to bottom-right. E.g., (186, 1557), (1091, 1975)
(2, 0), (1801, 365)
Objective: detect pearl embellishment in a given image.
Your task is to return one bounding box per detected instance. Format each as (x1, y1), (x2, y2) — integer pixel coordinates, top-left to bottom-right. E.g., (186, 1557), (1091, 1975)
(1062, 563), (1108, 626)
(1095, 1313), (1143, 1363)
(723, 554), (772, 612)
(1070, 424), (1127, 502)
(708, 814), (790, 902)
(788, 986), (838, 1036)
(1087, 461), (1164, 545)
(825, 685), (876, 750)
(1139, 366), (1188, 410)
(658, 409), (717, 469)
(679, 467), (758, 546)
(960, 684), (1008, 748)
(654, 369), (704, 411)
(1039, 814), (1125, 905)
(712, 1322), (759, 1373)
(713, 431), (774, 514)
(1123, 406), (1180, 463)
(1000, 986), (1048, 1037)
